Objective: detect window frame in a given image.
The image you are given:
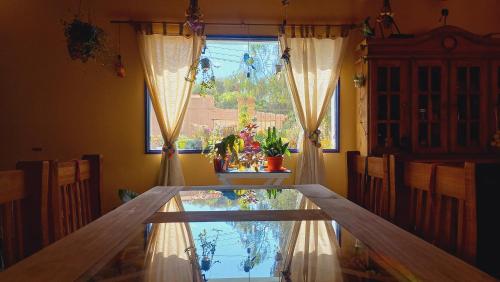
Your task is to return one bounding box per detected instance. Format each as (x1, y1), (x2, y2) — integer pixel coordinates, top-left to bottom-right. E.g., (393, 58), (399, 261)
(144, 35), (340, 154)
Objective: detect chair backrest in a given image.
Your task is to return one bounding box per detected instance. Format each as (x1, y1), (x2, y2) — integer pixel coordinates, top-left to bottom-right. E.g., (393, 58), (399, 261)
(347, 151), (393, 221)
(50, 155), (102, 241)
(401, 161), (477, 264)
(347, 151), (367, 205)
(0, 162), (49, 268)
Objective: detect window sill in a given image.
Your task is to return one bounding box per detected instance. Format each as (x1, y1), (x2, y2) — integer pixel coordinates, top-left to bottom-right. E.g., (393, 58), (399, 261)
(145, 148), (339, 154)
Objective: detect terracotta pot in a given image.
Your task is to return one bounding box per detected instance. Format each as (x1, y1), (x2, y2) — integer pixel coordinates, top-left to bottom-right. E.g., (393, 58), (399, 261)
(267, 156), (283, 171)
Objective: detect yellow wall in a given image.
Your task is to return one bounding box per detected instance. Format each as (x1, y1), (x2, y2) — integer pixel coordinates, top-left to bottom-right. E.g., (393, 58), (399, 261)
(1, 0), (499, 212)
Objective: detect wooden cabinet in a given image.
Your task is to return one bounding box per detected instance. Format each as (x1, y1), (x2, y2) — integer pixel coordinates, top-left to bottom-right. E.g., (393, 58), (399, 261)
(356, 26), (500, 156)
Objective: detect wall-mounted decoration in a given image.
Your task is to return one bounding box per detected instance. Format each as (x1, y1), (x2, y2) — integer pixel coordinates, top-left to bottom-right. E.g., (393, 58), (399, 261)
(439, 8), (449, 26)
(353, 74), (366, 88)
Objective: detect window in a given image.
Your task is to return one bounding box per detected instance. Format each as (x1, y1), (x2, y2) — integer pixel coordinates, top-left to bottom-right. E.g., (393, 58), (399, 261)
(146, 37), (339, 153)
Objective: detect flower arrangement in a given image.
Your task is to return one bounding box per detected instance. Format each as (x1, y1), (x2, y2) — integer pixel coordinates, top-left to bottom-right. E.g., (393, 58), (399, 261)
(204, 134), (240, 172)
(204, 123), (265, 172)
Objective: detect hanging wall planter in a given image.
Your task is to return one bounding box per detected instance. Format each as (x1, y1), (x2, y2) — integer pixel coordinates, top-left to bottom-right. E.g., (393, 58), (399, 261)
(63, 18), (106, 62)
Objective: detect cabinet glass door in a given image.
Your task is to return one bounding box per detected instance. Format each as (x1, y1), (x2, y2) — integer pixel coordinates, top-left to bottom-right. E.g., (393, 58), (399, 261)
(450, 61), (488, 152)
(491, 61), (500, 150)
(369, 60), (409, 154)
(412, 61), (448, 153)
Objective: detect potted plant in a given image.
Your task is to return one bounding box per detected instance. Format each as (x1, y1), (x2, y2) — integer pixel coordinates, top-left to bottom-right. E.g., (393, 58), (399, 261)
(63, 18), (106, 62)
(261, 127), (290, 171)
(206, 134), (240, 172)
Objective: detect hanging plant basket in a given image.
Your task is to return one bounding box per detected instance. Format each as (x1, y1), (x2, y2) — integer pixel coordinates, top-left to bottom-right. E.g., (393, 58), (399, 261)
(63, 18), (106, 62)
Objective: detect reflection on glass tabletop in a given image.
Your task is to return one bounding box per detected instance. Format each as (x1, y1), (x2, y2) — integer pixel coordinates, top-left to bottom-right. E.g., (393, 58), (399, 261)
(90, 220), (400, 282)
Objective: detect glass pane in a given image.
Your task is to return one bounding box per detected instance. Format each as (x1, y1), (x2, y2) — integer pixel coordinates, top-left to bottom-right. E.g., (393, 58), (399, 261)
(471, 95), (480, 120)
(431, 95), (441, 121)
(418, 95), (428, 121)
(470, 67), (480, 92)
(377, 123), (387, 146)
(377, 67), (388, 92)
(418, 123), (428, 147)
(378, 95), (388, 120)
(418, 66), (428, 92)
(457, 123), (467, 146)
(498, 93), (500, 130)
(390, 95), (400, 120)
(175, 189), (305, 211)
(457, 95), (467, 121)
(431, 67), (441, 92)
(390, 124), (400, 147)
(147, 39), (302, 152)
(470, 122), (479, 146)
(431, 123), (441, 147)
(390, 67), (400, 92)
(457, 67), (467, 94)
(498, 67), (500, 89)
(88, 220), (402, 282)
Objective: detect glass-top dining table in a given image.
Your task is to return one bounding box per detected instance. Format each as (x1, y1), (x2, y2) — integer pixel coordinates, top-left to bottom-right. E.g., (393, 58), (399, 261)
(0, 185), (496, 282)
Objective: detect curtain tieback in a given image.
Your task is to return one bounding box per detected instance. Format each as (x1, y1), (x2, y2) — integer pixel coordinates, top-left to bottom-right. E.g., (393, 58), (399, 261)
(162, 143), (176, 159)
(308, 129), (322, 148)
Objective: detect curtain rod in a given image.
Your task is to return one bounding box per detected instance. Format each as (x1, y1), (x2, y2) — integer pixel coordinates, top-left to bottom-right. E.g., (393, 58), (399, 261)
(109, 20), (357, 29)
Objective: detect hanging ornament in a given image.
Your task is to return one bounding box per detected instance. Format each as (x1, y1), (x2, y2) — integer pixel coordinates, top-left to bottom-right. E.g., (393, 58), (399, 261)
(361, 17), (375, 39)
(281, 47), (291, 64)
(114, 25), (125, 78)
(243, 53), (255, 68)
(243, 52), (256, 78)
(115, 55), (126, 78)
(200, 57), (211, 71)
(199, 57), (215, 95)
(275, 64), (282, 74)
(185, 0), (204, 35)
(376, 0), (401, 38)
(439, 8), (449, 26)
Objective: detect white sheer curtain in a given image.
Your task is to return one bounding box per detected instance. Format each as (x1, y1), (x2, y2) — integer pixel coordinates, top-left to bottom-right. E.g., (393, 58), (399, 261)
(137, 29), (204, 281)
(144, 196), (202, 282)
(282, 199), (343, 282)
(279, 34), (348, 185)
(138, 32), (204, 186)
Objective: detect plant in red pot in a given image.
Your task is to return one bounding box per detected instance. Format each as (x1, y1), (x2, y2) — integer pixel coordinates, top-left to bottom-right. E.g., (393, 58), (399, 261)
(261, 127), (290, 171)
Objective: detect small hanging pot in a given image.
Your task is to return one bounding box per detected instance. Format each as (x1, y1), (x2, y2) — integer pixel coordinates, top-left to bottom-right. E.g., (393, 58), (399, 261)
(201, 256), (212, 271)
(200, 57), (211, 72)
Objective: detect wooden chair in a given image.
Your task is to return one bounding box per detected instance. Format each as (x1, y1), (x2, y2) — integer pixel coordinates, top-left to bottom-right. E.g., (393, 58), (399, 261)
(347, 151), (393, 221)
(0, 162), (49, 268)
(395, 159), (477, 264)
(49, 155), (102, 241)
(346, 151), (366, 206)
